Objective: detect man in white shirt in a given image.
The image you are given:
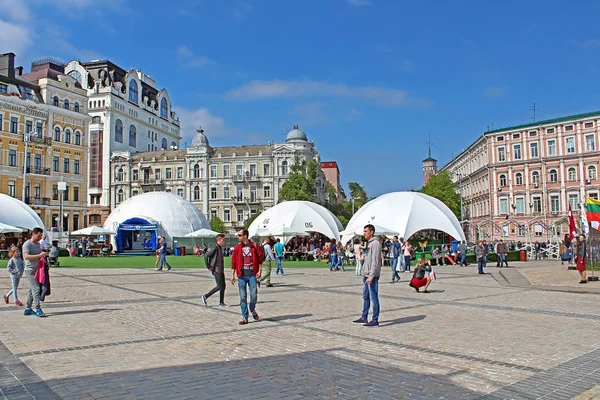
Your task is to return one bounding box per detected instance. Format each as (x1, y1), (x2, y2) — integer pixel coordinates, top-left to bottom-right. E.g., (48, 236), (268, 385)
(258, 237), (276, 288)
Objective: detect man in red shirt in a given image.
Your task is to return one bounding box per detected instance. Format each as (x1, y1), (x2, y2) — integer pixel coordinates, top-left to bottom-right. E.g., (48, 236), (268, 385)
(231, 229), (263, 325)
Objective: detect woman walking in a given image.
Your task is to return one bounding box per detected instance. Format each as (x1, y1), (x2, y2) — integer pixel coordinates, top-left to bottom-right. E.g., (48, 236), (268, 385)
(329, 239), (339, 271)
(354, 239), (363, 276)
(576, 234), (588, 284)
(3, 247), (24, 306)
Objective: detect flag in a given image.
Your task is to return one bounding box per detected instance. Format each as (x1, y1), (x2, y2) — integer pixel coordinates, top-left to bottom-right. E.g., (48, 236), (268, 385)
(586, 197), (600, 231)
(568, 204), (578, 241)
(581, 201), (590, 236)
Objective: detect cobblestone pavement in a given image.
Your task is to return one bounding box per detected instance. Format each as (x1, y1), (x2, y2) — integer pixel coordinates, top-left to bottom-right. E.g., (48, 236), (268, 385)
(1, 263), (599, 399)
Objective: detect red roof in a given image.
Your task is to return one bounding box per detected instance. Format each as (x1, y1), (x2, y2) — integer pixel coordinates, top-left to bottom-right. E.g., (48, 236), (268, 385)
(321, 161), (338, 169)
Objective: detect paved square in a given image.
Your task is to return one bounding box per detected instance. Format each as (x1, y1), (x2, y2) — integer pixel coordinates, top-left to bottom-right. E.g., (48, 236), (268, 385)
(1, 264), (599, 399)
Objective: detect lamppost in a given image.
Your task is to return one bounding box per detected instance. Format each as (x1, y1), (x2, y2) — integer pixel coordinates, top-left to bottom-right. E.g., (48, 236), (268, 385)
(21, 126), (35, 203)
(58, 181), (66, 231)
(351, 197), (361, 215)
(457, 173), (463, 222)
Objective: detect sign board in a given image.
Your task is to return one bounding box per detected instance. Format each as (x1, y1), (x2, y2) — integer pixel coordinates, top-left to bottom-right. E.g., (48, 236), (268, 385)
(119, 223), (158, 231)
(58, 182), (67, 191)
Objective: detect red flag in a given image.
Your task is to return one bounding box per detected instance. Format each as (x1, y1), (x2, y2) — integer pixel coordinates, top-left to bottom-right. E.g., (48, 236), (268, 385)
(568, 204), (578, 241)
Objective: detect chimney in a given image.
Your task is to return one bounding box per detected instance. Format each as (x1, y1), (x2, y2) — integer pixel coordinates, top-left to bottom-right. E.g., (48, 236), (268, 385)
(15, 66), (23, 76)
(0, 52), (16, 78)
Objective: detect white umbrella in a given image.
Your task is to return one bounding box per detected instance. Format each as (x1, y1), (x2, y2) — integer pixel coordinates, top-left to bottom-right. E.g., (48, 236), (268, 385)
(340, 224), (398, 237)
(71, 226), (116, 236)
(185, 228), (222, 238)
(0, 222), (24, 234)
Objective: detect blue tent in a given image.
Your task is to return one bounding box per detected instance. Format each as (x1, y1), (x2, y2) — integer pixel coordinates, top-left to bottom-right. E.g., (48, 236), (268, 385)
(116, 217), (159, 252)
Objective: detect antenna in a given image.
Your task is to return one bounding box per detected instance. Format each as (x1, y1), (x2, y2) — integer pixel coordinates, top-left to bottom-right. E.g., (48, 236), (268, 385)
(426, 133), (433, 158)
(528, 103), (539, 122)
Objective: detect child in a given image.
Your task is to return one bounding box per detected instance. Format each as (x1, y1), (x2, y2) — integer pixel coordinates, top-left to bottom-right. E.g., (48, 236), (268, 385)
(3, 247), (24, 306)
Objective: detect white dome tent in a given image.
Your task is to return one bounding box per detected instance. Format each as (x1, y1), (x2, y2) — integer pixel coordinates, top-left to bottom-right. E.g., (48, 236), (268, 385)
(104, 192), (210, 252)
(342, 192), (465, 243)
(0, 193), (46, 232)
(248, 201), (343, 241)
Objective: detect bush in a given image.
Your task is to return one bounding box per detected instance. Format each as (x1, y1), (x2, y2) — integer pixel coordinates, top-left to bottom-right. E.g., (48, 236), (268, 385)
(58, 248), (70, 257)
(466, 250), (521, 263)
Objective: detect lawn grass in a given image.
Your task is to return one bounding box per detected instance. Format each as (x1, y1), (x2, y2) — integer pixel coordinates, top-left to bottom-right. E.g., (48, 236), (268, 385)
(56, 255), (333, 269)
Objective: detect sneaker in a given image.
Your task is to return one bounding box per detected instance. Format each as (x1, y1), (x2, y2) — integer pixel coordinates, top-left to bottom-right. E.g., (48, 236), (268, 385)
(363, 321), (379, 327)
(252, 310), (259, 320)
(239, 319), (248, 325)
(352, 318), (368, 324)
(3, 295), (8, 304)
(167, 266), (172, 271)
(24, 308), (35, 316)
(35, 308), (46, 317)
(390, 280), (395, 284)
(201, 295), (208, 306)
(219, 303), (229, 307)
(257, 281), (261, 288)
(15, 301), (23, 306)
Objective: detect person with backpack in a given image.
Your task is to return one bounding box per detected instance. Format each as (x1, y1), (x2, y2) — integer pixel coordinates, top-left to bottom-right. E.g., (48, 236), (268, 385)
(202, 234), (227, 307)
(231, 229), (263, 325)
(258, 237), (276, 287)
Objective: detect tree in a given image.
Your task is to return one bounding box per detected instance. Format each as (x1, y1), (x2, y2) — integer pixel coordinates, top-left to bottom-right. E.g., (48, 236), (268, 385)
(278, 156), (318, 202)
(209, 216), (227, 233)
(324, 182), (338, 208)
(244, 211), (260, 229)
(347, 182), (367, 210)
(419, 170), (461, 217)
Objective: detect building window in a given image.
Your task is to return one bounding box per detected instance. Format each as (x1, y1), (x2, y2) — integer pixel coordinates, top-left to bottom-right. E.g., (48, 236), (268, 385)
(569, 193), (579, 210)
(115, 119), (123, 143)
(586, 134), (595, 151)
(53, 156), (59, 172)
(589, 192), (599, 200)
(177, 167), (184, 179)
(63, 158), (70, 173)
(154, 169), (161, 180)
(161, 138), (167, 150)
(74, 102), (80, 112)
(7, 181), (16, 197)
(532, 196), (542, 213)
(177, 188), (184, 197)
(530, 142), (538, 158)
(547, 128), (555, 134)
(250, 184), (257, 202)
(132, 190), (139, 197)
(52, 185), (58, 201)
(515, 172), (523, 185)
(132, 169), (139, 181)
(223, 164), (230, 177)
(210, 165), (217, 178)
(64, 185), (69, 201)
(500, 198), (508, 214)
(74, 160), (80, 175)
(116, 167), (124, 182)
(515, 197), (524, 213)
(237, 209), (244, 222)
(547, 139), (556, 156)
(64, 99), (69, 110)
(499, 174), (507, 187)
(193, 164), (200, 179)
(497, 147), (506, 162)
(549, 169), (558, 182)
(166, 168), (172, 179)
(513, 144), (522, 160)
(73, 186), (79, 202)
(223, 209), (231, 222)
(129, 124), (136, 147)
(263, 164), (270, 176)
(25, 120), (32, 134)
(193, 185), (200, 200)
(264, 185), (271, 198)
(64, 129), (71, 144)
(281, 161), (289, 175)
(210, 187), (217, 199)
(532, 171), (540, 186)
(10, 117), (17, 133)
(0, 83), (7, 93)
(513, 133), (520, 139)
(54, 127), (60, 141)
(585, 121), (594, 128)
(8, 150), (16, 166)
(117, 189), (124, 204)
(550, 195), (560, 212)
(160, 97), (168, 119)
(568, 167), (577, 181)
(128, 80), (138, 103)
(565, 125), (574, 132)
(74, 131), (81, 145)
(0, 114), (3, 130)
(589, 165), (597, 180)
(249, 164), (256, 177)
(53, 96), (59, 107)
(236, 164), (243, 177)
(211, 209), (218, 219)
(565, 137), (575, 154)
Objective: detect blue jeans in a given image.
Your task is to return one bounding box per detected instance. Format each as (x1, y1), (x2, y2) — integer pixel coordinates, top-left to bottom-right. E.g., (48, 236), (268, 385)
(403, 255), (411, 272)
(390, 258), (400, 281)
(237, 275), (257, 320)
(338, 255), (345, 270)
(362, 276), (380, 322)
(460, 253), (467, 266)
(355, 258), (362, 276)
(478, 259), (485, 274)
(498, 253), (507, 267)
(329, 254), (339, 271)
(159, 253), (171, 269)
(82, 247), (87, 258)
(5, 275), (20, 302)
(275, 256), (284, 275)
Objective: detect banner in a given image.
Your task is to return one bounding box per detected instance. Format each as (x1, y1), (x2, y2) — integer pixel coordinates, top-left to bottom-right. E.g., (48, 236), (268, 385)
(119, 224), (158, 231)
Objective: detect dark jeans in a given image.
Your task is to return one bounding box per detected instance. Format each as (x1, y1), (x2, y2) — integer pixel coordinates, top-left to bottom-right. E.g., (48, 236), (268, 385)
(497, 253), (508, 267)
(361, 276), (380, 322)
(237, 275), (257, 320)
(205, 271), (225, 304)
(403, 255), (411, 272)
(478, 259), (485, 274)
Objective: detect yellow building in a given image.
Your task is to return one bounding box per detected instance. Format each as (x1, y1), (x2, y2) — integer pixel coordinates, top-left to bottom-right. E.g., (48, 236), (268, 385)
(0, 53), (89, 231)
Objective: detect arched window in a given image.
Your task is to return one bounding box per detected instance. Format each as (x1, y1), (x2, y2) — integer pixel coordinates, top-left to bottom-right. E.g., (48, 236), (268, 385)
(74, 131), (81, 145)
(128, 80), (138, 103)
(74, 102), (80, 112)
(281, 160), (288, 176)
(515, 172), (523, 185)
(117, 189), (124, 203)
(499, 174), (507, 187)
(549, 169), (558, 183)
(568, 167), (577, 181)
(160, 97), (168, 119)
(588, 165), (597, 180)
(64, 99), (69, 110)
(532, 171), (540, 186)
(129, 124), (136, 147)
(64, 129), (71, 144)
(193, 185), (200, 200)
(193, 164), (200, 179)
(116, 168), (124, 182)
(92, 116), (101, 124)
(115, 119), (123, 143)
(54, 127), (61, 141)
(171, 141), (176, 149)
(161, 138), (167, 149)
(53, 96), (59, 107)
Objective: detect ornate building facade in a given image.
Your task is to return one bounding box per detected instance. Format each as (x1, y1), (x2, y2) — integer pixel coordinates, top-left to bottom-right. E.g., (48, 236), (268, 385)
(109, 126), (327, 233)
(64, 60), (181, 226)
(0, 53), (89, 231)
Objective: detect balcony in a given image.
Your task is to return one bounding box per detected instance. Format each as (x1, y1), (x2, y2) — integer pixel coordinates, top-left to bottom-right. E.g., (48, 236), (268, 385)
(232, 196), (246, 204)
(25, 197), (50, 206)
(26, 167), (51, 176)
(232, 175), (245, 182)
(248, 195), (260, 203)
(29, 136), (52, 146)
(232, 174), (260, 182)
(140, 178), (165, 190)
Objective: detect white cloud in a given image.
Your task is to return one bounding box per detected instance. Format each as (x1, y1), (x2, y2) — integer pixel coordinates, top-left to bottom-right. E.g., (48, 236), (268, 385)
(483, 86), (506, 98)
(177, 45), (215, 68)
(347, 0), (371, 5)
(174, 106), (233, 143)
(0, 20), (33, 55)
(0, 0), (31, 21)
(233, 1), (253, 20)
(290, 101), (329, 126)
(226, 79), (428, 107)
(345, 108), (363, 121)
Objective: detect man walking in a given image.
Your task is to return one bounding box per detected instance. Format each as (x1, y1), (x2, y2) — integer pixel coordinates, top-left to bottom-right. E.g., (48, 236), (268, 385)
(231, 229), (263, 325)
(274, 238), (285, 276)
(202, 234), (227, 306)
(459, 241), (468, 266)
(353, 224), (381, 327)
(81, 237), (88, 259)
(475, 241), (485, 274)
(157, 237), (172, 271)
(22, 227), (48, 317)
(259, 237), (276, 287)
(496, 239), (508, 268)
(389, 236), (401, 283)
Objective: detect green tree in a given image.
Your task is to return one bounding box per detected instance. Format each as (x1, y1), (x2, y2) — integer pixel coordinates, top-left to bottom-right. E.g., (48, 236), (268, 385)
(209, 216), (227, 233)
(419, 170), (461, 217)
(278, 156), (318, 202)
(324, 182), (338, 208)
(244, 211), (260, 229)
(336, 215), (349, 228)
(347, 182), (367, 209)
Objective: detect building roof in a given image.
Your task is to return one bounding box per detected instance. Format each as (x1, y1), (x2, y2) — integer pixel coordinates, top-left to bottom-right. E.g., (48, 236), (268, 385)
(321, 161), (338, 169)
(422, 157), (437, 162)
(129, 143), (275, 162)
(286, 125), (308, 142)
(486, 110), (600, 134)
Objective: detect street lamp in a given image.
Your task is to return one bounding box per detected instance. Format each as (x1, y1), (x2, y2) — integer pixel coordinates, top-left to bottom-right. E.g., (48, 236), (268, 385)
(58, 181), (66, 231)
(457, 173), (463, 222)
(21, 126), (35, 203)
(351, 197), (361, 215)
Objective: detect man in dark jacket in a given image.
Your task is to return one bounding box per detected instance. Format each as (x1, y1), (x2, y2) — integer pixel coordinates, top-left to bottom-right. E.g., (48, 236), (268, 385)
(202, 234), (227, 306)
(231, 229), (263, 325)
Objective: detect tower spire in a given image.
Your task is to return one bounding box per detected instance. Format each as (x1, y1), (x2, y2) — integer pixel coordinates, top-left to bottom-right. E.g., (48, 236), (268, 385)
(426, 133), (433, 158)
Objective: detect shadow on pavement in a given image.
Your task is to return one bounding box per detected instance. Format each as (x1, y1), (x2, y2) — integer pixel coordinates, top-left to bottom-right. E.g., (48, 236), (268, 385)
(262, 313), (313, 322)
(48, 308), (122, 317)
(379, 315), (426, 327)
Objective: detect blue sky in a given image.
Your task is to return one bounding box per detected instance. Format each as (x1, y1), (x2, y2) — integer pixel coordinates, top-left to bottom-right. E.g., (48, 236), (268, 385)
(3, 0), (600, 197)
